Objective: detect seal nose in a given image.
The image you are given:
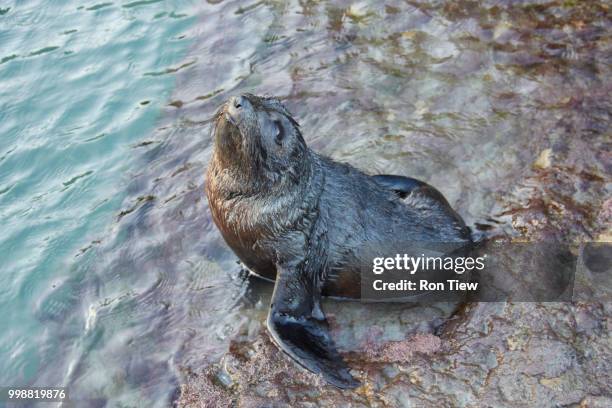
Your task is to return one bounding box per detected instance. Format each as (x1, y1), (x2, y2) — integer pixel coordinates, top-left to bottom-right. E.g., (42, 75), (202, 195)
(231, 96), (244, 109)
(226, 96), (245, 125)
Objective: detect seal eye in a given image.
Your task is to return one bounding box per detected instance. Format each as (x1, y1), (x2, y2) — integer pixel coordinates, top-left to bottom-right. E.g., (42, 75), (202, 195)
(274, 120), (284, 146)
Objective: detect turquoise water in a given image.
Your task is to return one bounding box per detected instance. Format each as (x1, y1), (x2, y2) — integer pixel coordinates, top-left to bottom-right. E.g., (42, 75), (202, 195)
(0, 1), (200, 405)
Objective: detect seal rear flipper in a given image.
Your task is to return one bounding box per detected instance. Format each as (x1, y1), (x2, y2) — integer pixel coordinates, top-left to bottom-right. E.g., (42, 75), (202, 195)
(372, 174), (427, 198)
(374, 174), (472, 240)
(267, 264), (360, 389)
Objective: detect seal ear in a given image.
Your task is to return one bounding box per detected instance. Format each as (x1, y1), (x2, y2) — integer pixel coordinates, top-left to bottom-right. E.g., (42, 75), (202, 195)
(267, 263), (360, 389)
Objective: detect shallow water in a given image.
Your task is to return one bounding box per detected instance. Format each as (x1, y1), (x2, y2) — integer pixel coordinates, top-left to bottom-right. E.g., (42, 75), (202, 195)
(1, 0), (610, 406)
(0, 0), (202, 406)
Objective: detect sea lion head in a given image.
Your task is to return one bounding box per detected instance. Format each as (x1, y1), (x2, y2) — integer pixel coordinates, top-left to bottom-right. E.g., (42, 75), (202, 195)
(212, 94), (308, 183)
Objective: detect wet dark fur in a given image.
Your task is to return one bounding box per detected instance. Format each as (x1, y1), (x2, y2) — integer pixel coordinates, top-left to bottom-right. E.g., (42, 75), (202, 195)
(205, 94), (472, 388)
(206, 95), (471, 298)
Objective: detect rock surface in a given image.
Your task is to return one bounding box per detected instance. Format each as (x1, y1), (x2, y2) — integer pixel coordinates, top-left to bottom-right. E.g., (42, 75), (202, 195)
(176, 70), (611, 407)
(176, 77), (611, 408)
(169, 1), (611, 406)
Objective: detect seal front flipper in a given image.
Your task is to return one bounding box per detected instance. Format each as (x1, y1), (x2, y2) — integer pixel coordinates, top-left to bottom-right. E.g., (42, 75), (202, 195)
(372, 174), (427, 198)
(266, 263), (360, 389)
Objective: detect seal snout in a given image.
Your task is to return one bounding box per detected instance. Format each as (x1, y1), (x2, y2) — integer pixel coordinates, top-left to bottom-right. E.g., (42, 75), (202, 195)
(231, 95), (244, 109)
(225, 95), (249, 126)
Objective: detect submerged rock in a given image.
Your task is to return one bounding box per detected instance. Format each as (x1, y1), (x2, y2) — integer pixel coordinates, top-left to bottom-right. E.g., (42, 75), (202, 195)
(174, 0), (610, 406)
(176, 95), (610, 407)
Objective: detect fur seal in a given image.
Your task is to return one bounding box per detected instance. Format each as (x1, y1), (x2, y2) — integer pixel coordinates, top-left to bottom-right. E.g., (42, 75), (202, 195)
(205, 94), (472, 388)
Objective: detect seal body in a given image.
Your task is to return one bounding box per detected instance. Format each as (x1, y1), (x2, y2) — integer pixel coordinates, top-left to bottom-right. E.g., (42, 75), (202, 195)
(205, 94), (472, 388)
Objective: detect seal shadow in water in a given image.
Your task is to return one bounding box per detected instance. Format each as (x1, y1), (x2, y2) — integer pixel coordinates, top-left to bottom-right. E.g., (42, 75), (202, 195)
(205, 94), (474, 388)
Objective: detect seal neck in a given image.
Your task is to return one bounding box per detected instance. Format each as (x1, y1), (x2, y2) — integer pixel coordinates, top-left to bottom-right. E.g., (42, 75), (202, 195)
(210, 145), (313, 199)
